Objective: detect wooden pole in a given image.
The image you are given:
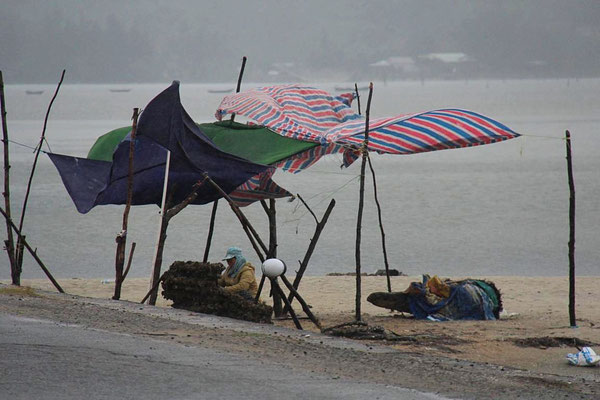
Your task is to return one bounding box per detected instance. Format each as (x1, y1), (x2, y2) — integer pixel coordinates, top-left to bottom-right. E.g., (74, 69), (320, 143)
(147, 150), (172, 305)
(280, 274), (321, 329)
(355, 82), (373, 322)
(367, 156), (392, 292)
(565, 130), (576, 327)
(283, 196), (335, 313)
(122, 242), (136, 280)
(203, 56), (248, 262)
(0, 71), (17, 283)
(354, 83), (361, 116)
(113, 108), (138, 300)
(203, 173), (267, 261)
(202, 201), (219, 262)
(230, 56), (247, 123)
(270, 277), (302, 330)
(0, 206), (64, 293)
(16, 70), (66, 276)
(147, 179), (208, 305)
(261, 198), (282, 316)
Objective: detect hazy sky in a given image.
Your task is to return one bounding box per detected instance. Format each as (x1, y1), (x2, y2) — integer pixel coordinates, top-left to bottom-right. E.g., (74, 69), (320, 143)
(2, 0), (599, 83)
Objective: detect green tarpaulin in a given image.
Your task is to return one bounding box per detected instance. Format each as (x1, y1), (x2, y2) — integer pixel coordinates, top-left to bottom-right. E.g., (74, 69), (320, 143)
(87, 121), (318, 165)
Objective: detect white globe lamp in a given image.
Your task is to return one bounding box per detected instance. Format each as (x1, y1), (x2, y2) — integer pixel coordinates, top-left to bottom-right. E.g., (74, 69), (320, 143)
(261, 258), (286, 278)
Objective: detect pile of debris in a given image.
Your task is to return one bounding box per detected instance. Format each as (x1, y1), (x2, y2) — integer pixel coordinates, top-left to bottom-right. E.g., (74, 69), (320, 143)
(161, 261), (273, 323)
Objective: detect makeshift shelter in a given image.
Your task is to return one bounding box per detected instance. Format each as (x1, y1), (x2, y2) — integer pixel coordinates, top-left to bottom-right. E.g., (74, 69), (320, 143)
(215, 83), (521, 320)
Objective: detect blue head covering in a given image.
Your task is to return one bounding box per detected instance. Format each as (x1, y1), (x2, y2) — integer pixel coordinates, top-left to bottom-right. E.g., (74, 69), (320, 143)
(223, 247), (246, 278)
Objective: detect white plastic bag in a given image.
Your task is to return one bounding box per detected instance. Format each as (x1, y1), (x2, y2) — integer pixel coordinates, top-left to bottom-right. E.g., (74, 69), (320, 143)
(566, 347), (600, 367)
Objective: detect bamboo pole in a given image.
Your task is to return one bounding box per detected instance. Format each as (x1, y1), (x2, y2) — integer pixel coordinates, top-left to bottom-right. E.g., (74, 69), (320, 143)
(0, 71), (17, 283)
(354, 82), (373, 322)
(113, 108), (139, 300)
(367, 157), (392, 292)
(16, 70), (66, 275)
(565, 130), (576, 327)
(0, 206), (64, 293)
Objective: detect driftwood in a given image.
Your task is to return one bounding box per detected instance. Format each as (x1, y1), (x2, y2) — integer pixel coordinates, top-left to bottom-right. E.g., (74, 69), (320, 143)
(565, 130), (576, 327)
(15, 70), (66, 279)
(354, 82), (374, 322)
(0, 71), (17, 283)
(113, 108), (139, 300)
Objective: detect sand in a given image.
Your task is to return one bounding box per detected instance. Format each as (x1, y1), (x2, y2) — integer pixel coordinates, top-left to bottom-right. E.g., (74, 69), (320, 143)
(8, 274), (600, 378)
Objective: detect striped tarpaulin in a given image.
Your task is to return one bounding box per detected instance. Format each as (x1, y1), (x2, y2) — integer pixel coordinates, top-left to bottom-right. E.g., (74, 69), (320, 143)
(275, 143), (359, 173)
(326, 108), (520, 155)
(216, 85), (361, 143)
(229, 170), (292, 207)
(216, 85), (520, 156)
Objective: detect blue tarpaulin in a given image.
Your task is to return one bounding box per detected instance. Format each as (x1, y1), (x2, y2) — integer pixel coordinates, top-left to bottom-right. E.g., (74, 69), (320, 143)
(48, 82), (270, 213)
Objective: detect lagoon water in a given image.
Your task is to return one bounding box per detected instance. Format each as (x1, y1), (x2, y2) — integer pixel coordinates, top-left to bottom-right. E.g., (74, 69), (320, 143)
(2, 79), (599, 280)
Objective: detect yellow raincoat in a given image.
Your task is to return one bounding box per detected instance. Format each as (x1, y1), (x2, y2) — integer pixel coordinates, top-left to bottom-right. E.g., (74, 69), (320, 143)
(218, 262), (258, 296)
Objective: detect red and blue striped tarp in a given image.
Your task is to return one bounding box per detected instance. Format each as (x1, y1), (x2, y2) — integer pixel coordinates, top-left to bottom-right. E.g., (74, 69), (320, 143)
(216, 85), (520, 157)
(229, 169), (292, 207)
(216, 85), (360, 143)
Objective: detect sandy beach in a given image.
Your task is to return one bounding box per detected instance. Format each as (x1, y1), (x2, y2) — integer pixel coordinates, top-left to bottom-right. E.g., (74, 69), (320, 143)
(8, 274), (599, 380)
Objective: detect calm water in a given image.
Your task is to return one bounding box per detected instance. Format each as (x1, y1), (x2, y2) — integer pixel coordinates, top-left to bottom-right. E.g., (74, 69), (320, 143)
(2, 79), (599, 280)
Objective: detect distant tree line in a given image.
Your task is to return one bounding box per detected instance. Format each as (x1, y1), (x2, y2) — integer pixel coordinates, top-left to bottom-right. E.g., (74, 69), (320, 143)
(2, 0), (599, 83)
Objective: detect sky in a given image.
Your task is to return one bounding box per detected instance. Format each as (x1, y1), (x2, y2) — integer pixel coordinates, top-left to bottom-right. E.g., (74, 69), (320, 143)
(2, 0), (600, 83)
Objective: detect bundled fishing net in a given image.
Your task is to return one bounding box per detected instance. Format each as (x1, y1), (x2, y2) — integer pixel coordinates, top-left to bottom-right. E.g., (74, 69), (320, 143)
(161, 261), (272, 323)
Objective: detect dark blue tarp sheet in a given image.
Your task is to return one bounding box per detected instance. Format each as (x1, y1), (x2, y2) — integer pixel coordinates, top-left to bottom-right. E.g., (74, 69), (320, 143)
(48, 81), (269, 213)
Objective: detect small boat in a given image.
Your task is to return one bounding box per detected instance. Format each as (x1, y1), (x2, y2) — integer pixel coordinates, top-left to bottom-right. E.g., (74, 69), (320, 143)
(25, 90), (44, 95)
(334, 85), (369, 92)
(109, 88), (132, 93)
(207, 88), (234, 94)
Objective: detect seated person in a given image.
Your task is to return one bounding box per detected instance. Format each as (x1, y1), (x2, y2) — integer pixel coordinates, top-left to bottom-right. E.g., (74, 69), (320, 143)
(218, 247), (258, 300)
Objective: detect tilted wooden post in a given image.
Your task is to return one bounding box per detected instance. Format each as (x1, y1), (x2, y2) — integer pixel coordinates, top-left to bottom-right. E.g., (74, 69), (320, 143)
(565, 130), (576, 327)
(15, 70), (66, 278)
(0, 206), (64, 293)
(354, 82), (373, 322)
(113, 108), (139, 300)
(0, 71), (17, 282)
(368, 157), (392, 292)
(283, 195), (335, 313)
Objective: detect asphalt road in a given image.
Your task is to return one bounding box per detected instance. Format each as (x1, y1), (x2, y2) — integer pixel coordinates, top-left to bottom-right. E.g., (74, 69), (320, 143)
(0, 314), (447, 400)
